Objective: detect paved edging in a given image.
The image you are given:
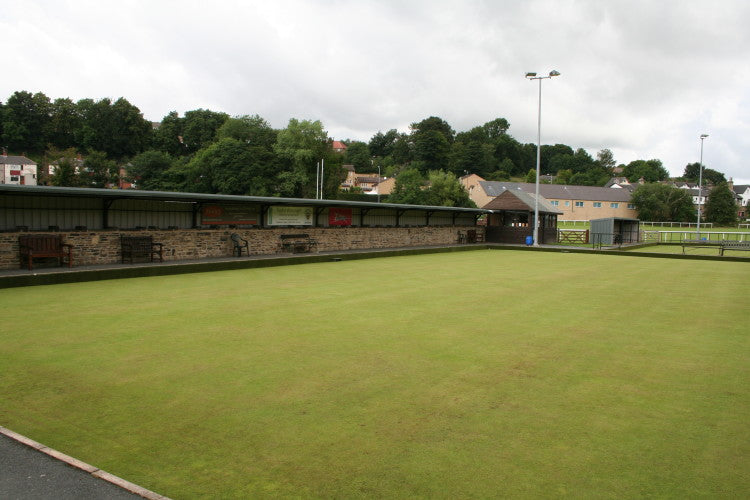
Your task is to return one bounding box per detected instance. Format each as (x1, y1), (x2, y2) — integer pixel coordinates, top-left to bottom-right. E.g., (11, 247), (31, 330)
(0, 426), (169, 500)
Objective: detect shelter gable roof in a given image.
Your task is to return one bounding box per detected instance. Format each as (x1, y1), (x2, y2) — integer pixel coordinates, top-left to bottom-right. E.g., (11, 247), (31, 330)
(482, 189), (562, 214)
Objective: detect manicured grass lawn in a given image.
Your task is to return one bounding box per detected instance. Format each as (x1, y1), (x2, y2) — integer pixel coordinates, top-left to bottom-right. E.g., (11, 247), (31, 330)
(1, 250), (749, 498)
(630, 244), (750, 258)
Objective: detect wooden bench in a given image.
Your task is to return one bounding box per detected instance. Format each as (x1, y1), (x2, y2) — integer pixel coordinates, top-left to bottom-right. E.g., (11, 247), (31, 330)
(19, 234), (73, 270)
(121, 235), (163, 263)
(278, 233), (317, 254)
(681, 239), (721, 254)
(720, 241), (750, 256)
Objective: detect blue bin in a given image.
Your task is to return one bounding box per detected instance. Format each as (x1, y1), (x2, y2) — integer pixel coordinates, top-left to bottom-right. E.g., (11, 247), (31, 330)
(525, 236), (534, 246)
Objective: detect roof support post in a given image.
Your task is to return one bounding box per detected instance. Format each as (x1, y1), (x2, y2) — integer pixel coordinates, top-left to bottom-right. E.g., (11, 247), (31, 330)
(260, 205), (269, 228)
(360, 208), (370, 227)
(192, 203), (201, 228)
(102, 199), (114, 229)
(425, 211), (434, 226)
(396, 209), (406, 227)
(314, 206), (325, 227)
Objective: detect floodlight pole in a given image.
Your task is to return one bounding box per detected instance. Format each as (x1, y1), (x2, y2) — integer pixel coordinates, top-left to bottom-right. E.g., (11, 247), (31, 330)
(696, 134), (708, 238)
(526, 70), (560, 246)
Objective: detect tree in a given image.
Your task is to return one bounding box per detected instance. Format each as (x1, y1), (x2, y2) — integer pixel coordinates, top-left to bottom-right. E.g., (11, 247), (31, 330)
(48, 97), (81, 149)
(128, 150), (175, 191)
(274, 118), (329, 198)
(216, 114), (276, 149)
(413, 129), (450, 172)
(186, 137), (280, 196)
(368, 129), (399, 158)
(622, 159), (669, 183)
(2, 91), (51, 153)
(410, 116), (455, 144)
(704, 183), (738, 226)
(81, 150), (117, 188)
(482, 117), (510, 139)
(152, 111), (187, 156)
(388, 168), (427, 205)
(631, 183), (696, 222)
(525, 168), (536, 183)
(180, 109), (229, 154)
(682, 162), (726, 186)
(76, 97), (152, 159)
(595, 148), (616, 171)
(423, 170), (476, 207)
(344, 141), (371, 171)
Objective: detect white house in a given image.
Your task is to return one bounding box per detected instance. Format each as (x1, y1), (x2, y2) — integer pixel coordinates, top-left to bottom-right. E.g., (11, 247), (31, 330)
(1, 151), (37, 185)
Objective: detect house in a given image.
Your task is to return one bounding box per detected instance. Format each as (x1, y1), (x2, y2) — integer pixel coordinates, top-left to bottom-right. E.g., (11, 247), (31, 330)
(332, 141), (347, 153)
(459, 173), (485, 198)
(483, 189), (561, 244)
(339, 165), (385, 193)
(472, 181), (637, 221)
(374, 177), (396, 196)
(1, 151), (37, 185)
(729, 180), (749, 219)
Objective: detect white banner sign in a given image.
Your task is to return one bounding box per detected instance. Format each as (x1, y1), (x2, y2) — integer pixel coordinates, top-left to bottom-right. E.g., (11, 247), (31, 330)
(267, 206), (314, 226)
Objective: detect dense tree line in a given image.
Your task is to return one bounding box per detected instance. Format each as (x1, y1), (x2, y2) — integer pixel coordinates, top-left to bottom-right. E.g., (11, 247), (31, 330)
(1, 90), (732, 213)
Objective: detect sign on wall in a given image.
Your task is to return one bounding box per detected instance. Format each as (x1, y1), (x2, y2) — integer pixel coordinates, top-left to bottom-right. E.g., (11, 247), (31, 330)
(267, 206), (314, 226)
(201, 205), (259, 225)
(328, 207), (352, 226)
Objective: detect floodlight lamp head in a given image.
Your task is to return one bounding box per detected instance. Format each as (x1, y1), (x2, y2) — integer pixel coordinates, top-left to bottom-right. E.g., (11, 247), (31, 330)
(549, 70), (560, 77)
(700, 134), (709, 139)
(525, 72), (537, 78)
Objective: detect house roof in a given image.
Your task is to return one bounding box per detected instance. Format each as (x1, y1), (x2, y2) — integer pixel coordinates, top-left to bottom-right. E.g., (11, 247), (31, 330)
(0, 155), (37, 166)
(733, 184), (750, 195)
(479, 181), (633, 202)
(332, 141), (347, 150)
(482, 189), (562, 214)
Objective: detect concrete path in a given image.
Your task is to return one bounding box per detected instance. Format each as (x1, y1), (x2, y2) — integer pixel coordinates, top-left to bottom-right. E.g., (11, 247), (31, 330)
(0, 429), (167, 500)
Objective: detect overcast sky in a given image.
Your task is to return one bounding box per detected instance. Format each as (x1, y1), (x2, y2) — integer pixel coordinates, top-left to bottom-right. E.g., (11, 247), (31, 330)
(4, 0), (749, 183)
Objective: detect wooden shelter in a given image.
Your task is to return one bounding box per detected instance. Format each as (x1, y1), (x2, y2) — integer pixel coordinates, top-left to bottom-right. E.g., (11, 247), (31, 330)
(483, 189), (562, 244)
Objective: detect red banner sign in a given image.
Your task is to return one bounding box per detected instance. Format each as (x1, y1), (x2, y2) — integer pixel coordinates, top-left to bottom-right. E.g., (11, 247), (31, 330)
(329, 207), (352, 226)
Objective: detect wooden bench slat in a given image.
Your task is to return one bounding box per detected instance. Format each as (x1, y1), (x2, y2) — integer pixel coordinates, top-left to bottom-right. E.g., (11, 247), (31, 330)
(18, 235), (73, 270)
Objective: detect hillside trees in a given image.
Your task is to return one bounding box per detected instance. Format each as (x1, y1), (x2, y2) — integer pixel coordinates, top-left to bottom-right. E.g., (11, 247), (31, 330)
(704, 183), (738, 225)
(631, 183), (696, 221)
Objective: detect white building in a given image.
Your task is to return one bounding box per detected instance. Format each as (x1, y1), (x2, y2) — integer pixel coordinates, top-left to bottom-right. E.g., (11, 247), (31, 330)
(1, 152), (37, 185)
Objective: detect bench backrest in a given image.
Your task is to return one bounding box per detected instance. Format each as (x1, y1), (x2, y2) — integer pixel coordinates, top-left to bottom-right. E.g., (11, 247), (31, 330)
(121, 236), (153, 250)
(19, 235), (63, 252)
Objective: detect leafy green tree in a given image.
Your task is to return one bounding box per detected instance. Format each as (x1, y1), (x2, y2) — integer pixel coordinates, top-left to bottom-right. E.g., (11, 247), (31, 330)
(344, 141), (371, 171)
(2, 91), (51, 153)
(274, 118), (329, 198)
(390, 133), (413, 165)
(595, 148), (616, 171)
(423, 170), (476, 207)
(128, 150), (175, 191)
(482, 117), (510, 139)
(410, 116), (455, 144)
(77, 97), (152, 159)
(682, 162), (726, 186)
(181, 109), (229, 154)
(525, 168), (537, 183)
(413, 129), (450, 172)
(622, 159), (669, 183)
(368, 129), (399, 158)
(704, 183), (738, 225)
(388, 168), (427, 205)
(81, 150), (117, 188)
(216, 114), (276, 149)
(450, 140), (494, 177)
(152, 111), (187, 156)
(631, 183), (696, 221)
(48, 97), (81, 149)
(186, 137), (280, 196)
(555, 169), (573, 185)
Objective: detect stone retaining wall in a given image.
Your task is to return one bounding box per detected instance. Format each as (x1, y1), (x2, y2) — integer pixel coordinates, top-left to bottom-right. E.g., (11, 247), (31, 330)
(0, 226), (483, 270)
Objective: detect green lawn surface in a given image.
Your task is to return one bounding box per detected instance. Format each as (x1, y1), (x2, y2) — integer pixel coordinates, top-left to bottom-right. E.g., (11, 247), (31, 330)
(1, 250), (748, 498)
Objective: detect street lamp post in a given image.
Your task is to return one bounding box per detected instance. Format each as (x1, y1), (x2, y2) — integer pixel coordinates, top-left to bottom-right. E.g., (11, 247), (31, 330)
(696, 134), (708, 237)
(526, 70), (560, 246)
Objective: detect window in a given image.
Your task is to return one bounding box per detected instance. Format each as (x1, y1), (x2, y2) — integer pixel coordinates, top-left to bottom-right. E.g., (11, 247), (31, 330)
(627, 203), (635, 209)
(550, 200), (559, 206)
(575, 201), (584, 207)
(593, 202), (602, 208)
(610, 203), (619, 208)
(565, 201), (570, 206)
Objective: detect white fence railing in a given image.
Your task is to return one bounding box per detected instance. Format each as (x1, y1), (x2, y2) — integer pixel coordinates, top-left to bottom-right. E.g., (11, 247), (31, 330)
(640, 221), (713, 228)
(642, 230), (750, 243)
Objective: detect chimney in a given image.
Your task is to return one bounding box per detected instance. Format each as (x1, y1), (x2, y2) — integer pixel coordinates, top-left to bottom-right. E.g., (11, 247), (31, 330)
(728, 177), (734, 192)
(638, 177), (646, 185)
